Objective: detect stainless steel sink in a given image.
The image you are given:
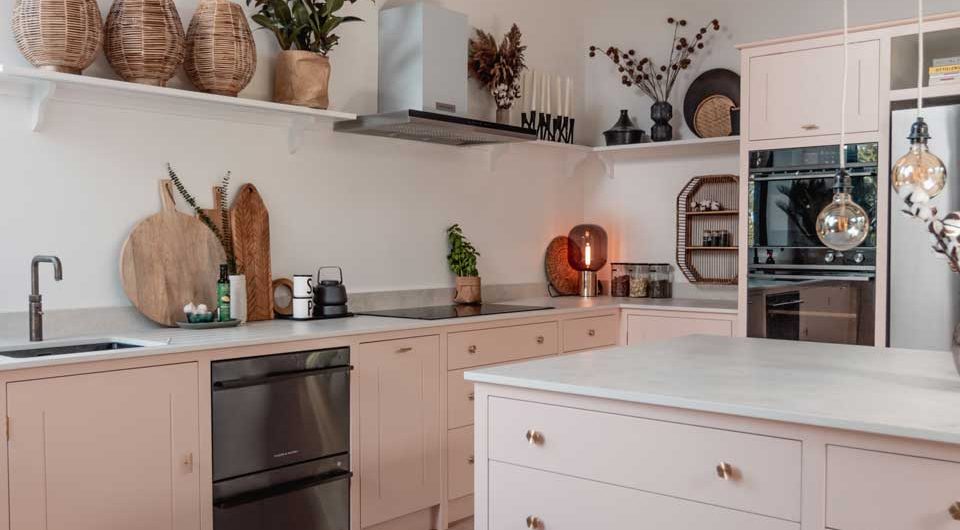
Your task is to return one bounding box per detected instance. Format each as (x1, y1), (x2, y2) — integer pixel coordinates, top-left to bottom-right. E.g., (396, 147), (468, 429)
(0, 338), (166, 359)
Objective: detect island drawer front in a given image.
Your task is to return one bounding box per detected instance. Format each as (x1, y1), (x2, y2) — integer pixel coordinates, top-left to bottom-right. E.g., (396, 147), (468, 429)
(448, 322), (558, 371)
(488, 461), (799, 530)
(826, 446), (960, 530)
(447, 425), (474, 500)
(561, 314), (618, 352)
(488, 397), (802, 522)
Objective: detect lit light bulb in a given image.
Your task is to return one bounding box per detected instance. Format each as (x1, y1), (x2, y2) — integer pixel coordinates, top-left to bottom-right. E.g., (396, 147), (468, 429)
(892, 117), (947, 198)
(816, 171), (871, 252)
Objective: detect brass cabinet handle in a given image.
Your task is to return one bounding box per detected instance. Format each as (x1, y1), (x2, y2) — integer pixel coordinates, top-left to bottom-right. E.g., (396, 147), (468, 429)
(800, 123), (820, 130)
(468, 392), (475, 401)
(536, 335), (545, 344)
(396, 347), (413, 354)
(468, 345), (478, 354)
(587, 329), (596, 337)
(716, 461), (734, 480)
(468, 455), (475, 465)
(525, 429), (545, 446)
(526, 516), (543, 529)
(949, 502), (960, 520)
(183, 452), (194, 473)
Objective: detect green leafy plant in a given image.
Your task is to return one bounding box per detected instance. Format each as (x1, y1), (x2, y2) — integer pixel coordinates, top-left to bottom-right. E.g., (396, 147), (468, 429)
(246, 0), (372, 55)
(447, 224), (480, 277)
(167, 164), (237, 274)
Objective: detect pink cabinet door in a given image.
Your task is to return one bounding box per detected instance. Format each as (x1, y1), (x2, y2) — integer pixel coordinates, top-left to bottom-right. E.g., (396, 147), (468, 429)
(626, 314), (733, 344)
(7, 363), (200, 530)
(357, 335), (442, 527)
(748, 40), (879, 141)
(447, 425), (474, 500)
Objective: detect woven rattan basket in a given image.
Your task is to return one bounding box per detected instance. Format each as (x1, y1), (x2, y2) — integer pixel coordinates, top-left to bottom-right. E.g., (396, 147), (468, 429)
(11, 0), (103, 74)
(693, 95), (735, 138)
(104, 0), (185, 86)
(184, 0), (256, 97)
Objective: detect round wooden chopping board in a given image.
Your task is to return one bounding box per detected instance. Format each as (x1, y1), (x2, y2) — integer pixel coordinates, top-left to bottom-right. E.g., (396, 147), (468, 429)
(544, 236), (579, 296)
(120, 180), (226, 327)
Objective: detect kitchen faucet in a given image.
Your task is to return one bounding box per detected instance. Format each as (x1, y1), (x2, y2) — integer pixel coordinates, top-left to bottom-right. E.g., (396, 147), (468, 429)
(29, 255), (63, 342)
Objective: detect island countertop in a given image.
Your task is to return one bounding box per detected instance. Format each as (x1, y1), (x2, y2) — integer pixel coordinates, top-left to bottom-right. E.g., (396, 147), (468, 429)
(465, 335), (960, 445)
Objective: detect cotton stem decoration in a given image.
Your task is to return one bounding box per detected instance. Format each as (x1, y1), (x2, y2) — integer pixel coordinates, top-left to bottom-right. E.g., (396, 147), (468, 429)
(468, 24), (527, 120)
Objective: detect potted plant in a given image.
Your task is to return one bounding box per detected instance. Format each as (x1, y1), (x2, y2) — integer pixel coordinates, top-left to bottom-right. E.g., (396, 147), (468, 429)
(589, 17), (720, 141)
(468, 24), (527, 124)
(246, 0), (372, 109)
(447, 224), (482, 305)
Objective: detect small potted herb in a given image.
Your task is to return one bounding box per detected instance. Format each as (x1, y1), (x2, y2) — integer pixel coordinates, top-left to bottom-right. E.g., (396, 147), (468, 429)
(246, 0), (373, 109)
(447, 224), (482, 305)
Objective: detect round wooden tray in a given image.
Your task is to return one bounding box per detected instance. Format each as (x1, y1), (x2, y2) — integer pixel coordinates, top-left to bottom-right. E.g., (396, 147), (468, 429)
(545, 236), (579, 296)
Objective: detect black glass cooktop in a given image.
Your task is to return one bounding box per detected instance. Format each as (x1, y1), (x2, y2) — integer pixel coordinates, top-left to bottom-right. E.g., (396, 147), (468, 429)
(357, 304), (553, 321)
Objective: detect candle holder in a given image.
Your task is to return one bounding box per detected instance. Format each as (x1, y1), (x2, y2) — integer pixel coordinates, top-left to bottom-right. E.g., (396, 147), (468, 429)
(521, 111), (576, 144)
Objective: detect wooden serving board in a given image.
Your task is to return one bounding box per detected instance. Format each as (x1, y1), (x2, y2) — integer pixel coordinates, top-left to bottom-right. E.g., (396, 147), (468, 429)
(545, 236), (579, 296)
(231, 183), (273, 321)
(120, 181), (226, 327)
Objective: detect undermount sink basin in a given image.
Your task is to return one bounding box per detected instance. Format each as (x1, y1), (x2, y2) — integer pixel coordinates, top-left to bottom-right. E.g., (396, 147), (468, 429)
(0, 338), (166, 359)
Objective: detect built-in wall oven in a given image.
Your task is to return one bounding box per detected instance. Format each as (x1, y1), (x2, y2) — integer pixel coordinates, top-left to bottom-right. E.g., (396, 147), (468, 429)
(212, 347), (351, 530)
(747, 143), (878, 346)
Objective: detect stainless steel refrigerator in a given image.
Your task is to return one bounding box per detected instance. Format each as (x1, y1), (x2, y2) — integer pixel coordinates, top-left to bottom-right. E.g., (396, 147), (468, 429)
(889, 104), (960, 350)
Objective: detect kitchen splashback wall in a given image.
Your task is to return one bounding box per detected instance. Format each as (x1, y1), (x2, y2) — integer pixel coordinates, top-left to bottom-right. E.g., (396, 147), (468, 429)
(0, 0), (585, 312)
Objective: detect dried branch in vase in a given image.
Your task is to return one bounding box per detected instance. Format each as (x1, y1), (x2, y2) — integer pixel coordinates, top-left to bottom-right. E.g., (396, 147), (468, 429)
(589, 17), (720, 103)
(468, 24), (527, 110)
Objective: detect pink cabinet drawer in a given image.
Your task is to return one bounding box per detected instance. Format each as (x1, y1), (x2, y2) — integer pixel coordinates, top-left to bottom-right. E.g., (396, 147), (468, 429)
(827, 446), (960, 530)
(447, 425), (474, 500)
(489, 397), (801, 521)
(447, 369), (476, 429)
(561, 314), (618, 352)
(447, 322), (558, 371)
(489, 461), (798, 530)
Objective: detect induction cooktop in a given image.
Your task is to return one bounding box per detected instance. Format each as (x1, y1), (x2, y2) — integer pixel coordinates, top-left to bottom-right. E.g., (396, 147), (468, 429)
(357, 304), (553, 321)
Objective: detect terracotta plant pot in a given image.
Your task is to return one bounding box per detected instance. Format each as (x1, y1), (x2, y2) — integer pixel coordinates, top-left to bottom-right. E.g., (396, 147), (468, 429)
(274, 51), (331, 109)
(454, 276), (482, 305)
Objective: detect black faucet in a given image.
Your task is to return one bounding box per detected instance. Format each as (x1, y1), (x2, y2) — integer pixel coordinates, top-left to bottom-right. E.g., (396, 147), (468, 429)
(29, 255), (63, 342)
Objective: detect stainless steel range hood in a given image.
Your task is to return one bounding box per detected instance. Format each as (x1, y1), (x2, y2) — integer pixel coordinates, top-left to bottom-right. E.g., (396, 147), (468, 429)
(334, 3), (536, 146)
(334, 110), (536, 146)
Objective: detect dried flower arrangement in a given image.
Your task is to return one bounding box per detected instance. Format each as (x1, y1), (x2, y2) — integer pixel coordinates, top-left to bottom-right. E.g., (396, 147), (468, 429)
(899, 185), (960, 272)
(468, 24), (527, 111)
(588, 17), (720, 103)
(167, 164), (236, 273)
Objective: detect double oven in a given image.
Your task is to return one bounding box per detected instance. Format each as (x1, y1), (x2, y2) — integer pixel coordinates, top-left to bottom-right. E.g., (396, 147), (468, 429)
(747, 143), (878, 345)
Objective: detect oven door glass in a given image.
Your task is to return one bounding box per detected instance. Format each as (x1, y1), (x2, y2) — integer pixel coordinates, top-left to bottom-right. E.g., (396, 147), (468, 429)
(750, 173), (877, 248)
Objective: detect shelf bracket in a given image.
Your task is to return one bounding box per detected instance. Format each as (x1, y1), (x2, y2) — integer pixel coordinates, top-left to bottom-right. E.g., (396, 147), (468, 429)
(597, 153), (616, 179)
(287, 115), (316, 154)
(29, 80), (55, 132)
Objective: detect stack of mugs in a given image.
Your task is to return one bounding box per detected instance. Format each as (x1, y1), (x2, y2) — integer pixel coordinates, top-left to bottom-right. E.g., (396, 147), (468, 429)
(292, 275), (315, 319)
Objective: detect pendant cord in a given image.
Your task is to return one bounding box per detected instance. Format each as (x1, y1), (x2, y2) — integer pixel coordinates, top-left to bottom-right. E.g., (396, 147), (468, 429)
(918, 0), (924, 115)
(840, 0), (849, 171)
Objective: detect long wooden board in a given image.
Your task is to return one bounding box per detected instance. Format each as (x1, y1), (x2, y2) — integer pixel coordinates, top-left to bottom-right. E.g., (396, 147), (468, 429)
(120, 181), (226, 327)
(231, 183), (273, 321)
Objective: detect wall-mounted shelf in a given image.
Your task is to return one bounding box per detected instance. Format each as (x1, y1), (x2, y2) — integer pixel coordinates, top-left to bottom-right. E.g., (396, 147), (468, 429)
(889, 84), (960, 103)
(676, 175), (740, 285)
(685, 210), (739, 217)
(0, 64), (357, 153)
(595, 136), (740, 177)
(685, 246), (738, 251)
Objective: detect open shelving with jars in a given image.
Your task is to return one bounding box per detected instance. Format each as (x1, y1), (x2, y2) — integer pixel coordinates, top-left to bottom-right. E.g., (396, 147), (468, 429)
(675, 174), (740, 285)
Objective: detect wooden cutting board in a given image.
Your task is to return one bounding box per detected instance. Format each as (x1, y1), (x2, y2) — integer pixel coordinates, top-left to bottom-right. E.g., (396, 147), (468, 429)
(545, 236), (579, 296)
(121, 181), (226, 327)
(231, 183), (273, 321)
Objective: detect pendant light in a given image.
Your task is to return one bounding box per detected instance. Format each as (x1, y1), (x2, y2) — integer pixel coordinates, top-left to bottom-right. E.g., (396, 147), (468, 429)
(816, 0), (871, 252)
(891, 0), (947, 199)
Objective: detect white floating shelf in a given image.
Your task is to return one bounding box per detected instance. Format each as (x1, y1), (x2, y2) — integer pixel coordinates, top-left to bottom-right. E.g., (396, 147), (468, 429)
(595, 135), (740, 155)
(0, 64), (357, 153)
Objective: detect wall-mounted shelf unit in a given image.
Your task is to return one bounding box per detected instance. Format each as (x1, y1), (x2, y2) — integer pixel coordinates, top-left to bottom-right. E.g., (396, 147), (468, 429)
(0, 64), (357, 153)
(676, 175), (740, 285)
(595, 136), (740, 177)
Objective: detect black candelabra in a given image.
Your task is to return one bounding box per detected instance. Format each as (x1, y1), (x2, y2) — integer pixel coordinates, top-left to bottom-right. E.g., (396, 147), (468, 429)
(521, 111), (575, 144)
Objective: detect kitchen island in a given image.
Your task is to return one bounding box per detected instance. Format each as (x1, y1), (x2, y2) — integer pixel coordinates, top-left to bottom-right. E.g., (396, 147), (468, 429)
(466, 336), (960, 530)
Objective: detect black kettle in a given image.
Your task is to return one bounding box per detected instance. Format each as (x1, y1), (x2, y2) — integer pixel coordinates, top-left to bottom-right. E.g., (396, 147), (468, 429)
(313, 266), (348, 306)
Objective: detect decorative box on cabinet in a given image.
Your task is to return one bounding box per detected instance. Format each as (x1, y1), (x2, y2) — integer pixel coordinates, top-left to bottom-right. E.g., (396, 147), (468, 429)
(7, 363), (201, 530)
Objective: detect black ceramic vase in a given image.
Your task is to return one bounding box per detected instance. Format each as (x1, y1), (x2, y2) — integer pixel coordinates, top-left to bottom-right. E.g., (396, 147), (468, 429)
(603, 109), (645, 146)
(650, 101), (673, 142)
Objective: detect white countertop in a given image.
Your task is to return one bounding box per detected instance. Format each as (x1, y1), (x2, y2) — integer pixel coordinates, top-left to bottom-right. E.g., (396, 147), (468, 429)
(465, 335), (960, 445)
(0, 296), (736, 372)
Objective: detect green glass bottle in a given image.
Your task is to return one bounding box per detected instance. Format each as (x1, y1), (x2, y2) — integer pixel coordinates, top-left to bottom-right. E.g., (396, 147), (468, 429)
(217, 264), (231, 322)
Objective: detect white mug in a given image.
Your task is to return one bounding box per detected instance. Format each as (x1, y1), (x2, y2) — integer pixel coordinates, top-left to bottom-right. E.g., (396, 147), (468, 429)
(293, 275), (314, 298)
(293, 297), (314, 319)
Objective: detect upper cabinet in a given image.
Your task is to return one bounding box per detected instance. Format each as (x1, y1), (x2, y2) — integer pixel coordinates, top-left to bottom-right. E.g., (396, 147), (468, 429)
(748, 40), (879, 141)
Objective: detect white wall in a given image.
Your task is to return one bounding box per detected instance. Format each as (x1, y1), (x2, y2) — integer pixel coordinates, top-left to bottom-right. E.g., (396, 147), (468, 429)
(0, 0), (586, 312)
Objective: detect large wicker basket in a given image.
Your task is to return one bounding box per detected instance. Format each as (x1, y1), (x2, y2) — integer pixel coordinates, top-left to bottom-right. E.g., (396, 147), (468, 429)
(104, 0), (185, 86)
(184, 0), (256, 97)
(11, 0), (104, 74)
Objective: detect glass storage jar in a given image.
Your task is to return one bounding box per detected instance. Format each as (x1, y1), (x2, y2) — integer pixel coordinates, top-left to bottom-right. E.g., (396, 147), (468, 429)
(629, 264), (650, 298)
(650, 264), (673, 299)
(610, 263), (630, 298)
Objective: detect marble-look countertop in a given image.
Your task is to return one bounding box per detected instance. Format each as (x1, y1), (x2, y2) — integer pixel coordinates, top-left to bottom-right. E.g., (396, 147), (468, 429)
(0, 296), (735, 372)
(466, 335), (960, 445)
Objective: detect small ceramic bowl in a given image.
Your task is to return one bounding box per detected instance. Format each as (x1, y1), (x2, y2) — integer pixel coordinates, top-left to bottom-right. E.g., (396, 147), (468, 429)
(187, 312), (215, 324)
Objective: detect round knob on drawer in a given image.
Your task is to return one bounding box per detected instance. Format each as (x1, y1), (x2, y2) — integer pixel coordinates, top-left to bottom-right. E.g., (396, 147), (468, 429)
(468, 455), (475, 465)
(716, 461), (735, 480)
(468, 392), (475, 401)
(950, 502), (960, 521)
(525, 429), (545, 446)
(536, 335), (545, 344)
(468, 345), (478, 354)
(526, 515), (543, 529)
(588, 329), (596, 337)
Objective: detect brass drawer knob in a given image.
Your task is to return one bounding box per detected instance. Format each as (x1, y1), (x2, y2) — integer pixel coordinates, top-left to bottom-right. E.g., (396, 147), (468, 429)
(525, 429), (544, 446)
(587, 329), (596, 337)
(536, 335), (545, 344)
(396, 347), (413, 354)
(468, 455), (475, 465)
(801, 123), (820, 130)
(949, 502), (960, 520)
(467, 392), (475, 401)
(716, 461), (735, 480)
(468, 345), (478, 354)
(526, 515), (543, 529)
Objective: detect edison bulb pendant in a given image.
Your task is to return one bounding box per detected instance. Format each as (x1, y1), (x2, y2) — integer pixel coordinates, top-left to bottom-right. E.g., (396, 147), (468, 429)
(816, 173), (871, 251)
(892, 117), (947, 198)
